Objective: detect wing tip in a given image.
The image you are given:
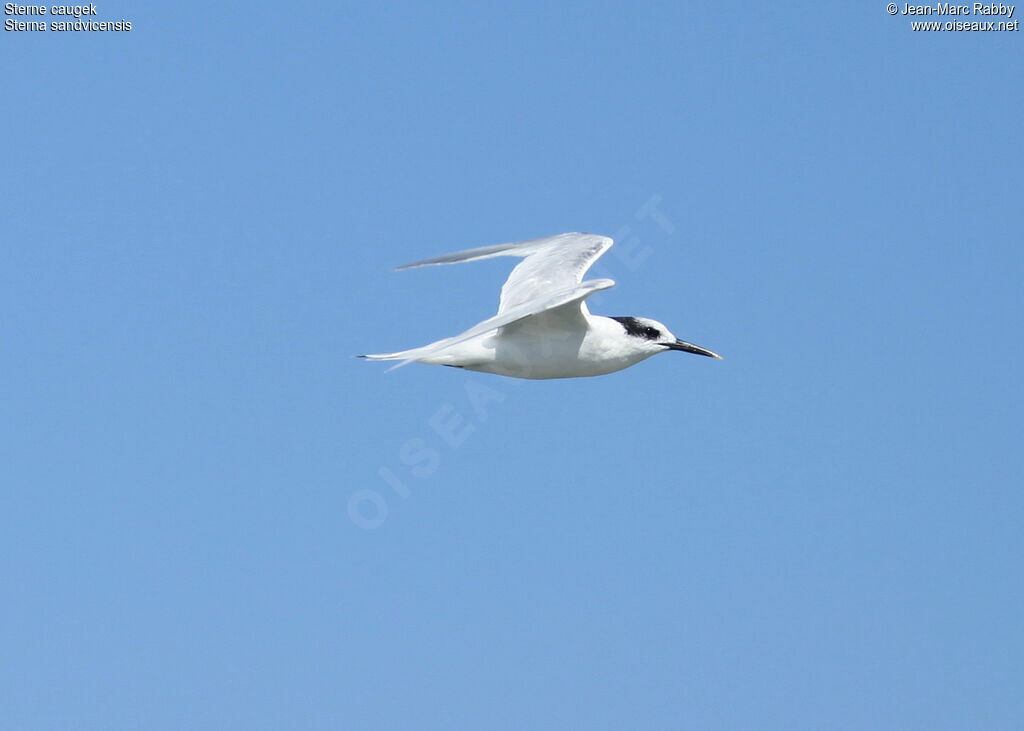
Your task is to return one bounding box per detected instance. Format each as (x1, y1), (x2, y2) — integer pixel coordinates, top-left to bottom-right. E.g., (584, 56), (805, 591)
(393, 232), (613, 272)
(586, 277), (617, 290)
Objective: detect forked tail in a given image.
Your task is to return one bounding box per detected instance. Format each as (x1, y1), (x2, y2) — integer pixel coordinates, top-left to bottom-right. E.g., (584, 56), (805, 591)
(357, 337), (452, 371)
(357, 348), (421, 362)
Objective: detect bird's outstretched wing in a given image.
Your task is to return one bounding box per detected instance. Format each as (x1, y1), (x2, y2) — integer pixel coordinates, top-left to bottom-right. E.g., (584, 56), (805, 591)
(396, 232), (614, 314)
(360, 278), (614, 371)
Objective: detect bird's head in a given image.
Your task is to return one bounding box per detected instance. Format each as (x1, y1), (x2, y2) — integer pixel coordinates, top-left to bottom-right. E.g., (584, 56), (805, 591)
(610, 316), (722, 360)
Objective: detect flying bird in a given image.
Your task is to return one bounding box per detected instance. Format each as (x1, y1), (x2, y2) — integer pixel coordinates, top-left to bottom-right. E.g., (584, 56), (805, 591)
(360, 232), (721, 379)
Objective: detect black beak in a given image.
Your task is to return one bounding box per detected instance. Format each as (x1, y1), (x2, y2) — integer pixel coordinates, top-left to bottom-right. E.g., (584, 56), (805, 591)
(665, 339), (722, 359)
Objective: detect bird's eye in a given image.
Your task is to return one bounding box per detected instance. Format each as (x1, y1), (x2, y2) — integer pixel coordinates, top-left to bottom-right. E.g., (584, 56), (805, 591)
(643, 327), (660, 339)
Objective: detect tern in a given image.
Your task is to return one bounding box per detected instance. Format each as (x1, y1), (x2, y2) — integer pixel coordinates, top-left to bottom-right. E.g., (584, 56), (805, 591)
(360, 232), (721, 379)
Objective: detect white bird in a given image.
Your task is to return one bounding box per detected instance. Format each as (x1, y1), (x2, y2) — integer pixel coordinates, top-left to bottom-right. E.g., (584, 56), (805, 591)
(360, 232), (721, 380)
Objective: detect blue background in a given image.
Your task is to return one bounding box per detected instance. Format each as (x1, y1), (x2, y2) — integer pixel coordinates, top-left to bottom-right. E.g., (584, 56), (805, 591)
(3, 1), (1022, 729)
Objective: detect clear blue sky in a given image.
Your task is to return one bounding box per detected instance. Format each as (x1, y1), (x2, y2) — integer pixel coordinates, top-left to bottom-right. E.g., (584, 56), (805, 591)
(3, 1), (1022, 729)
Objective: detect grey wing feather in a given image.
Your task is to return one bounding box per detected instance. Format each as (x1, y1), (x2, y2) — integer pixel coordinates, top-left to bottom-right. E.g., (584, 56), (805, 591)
(394, 239), (538, 270)
(396, 232), (614, 313)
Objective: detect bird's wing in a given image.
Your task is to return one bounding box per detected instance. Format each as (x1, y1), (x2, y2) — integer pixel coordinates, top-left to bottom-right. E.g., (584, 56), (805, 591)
(380, 278), (615, 371)
(396, 232), (614, 314)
